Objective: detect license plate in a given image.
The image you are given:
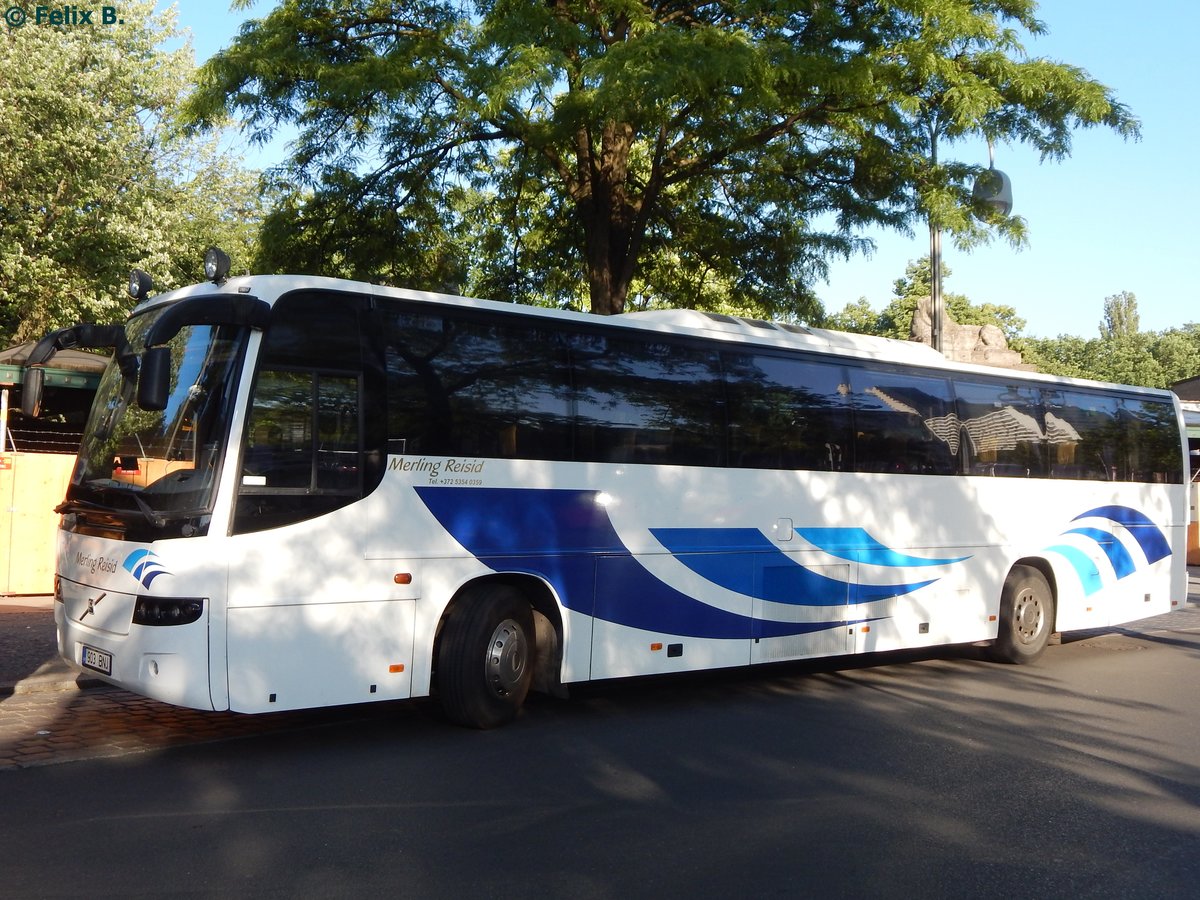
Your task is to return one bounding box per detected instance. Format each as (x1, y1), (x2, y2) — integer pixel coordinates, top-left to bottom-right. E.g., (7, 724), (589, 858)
(81, 644), (112, 676)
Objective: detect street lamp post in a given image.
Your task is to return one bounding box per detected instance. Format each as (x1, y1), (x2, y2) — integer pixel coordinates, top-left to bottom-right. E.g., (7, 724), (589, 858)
(928, 134), (1013, 356)
(929, 221), (945, 354)
(928, 125), (945, 354)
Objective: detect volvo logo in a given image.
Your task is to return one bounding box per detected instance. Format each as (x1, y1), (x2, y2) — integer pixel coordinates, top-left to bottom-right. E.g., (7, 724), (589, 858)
(79, 592), (106, 622)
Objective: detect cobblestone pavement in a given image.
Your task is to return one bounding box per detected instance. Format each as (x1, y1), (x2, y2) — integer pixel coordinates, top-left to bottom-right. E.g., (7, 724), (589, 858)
(0, 601), (82, 694)
(0, 598), (401, 771)
(0, 684), (397, 771)
(4, 579), (1199, 772)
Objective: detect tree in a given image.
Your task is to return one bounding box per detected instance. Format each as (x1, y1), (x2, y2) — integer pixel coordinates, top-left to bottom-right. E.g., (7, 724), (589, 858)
(1100, 290), (1140, 338)
(823, 297), (887, 335)
(187, 0), (1138, 316)
(1153, 326), (1200, 386)
(828, 258), (1025, 341)
(1026, 323), (1200, 390)
(1020, 334), (1094, 380)
(0, 2), (261, 344)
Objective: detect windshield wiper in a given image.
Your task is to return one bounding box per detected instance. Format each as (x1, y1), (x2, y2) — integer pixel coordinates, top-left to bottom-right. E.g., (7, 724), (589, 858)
(55, 496), (117, 516)
(57, 489), (166, 529)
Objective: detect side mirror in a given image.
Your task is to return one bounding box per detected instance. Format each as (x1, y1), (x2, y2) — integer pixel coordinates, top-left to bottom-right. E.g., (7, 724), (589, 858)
(137, 347), (171, 412)
(20, 367), (45, 417)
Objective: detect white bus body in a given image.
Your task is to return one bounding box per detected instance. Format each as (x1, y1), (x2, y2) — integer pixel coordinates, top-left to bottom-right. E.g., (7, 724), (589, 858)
(48, 275), (1189, 726)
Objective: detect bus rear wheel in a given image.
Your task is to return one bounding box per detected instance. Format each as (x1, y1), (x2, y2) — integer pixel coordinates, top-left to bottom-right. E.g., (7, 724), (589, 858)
(437, 584), (534, 729)
(992, 565), (1054, 664)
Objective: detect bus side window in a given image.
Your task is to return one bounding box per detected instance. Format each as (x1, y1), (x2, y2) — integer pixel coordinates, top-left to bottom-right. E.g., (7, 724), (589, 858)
(573, 337), (724, 467)
(1044, 389), (1119, 480)
(383, 311), (573, 460)
(723, 352), (850, 471)
(232, 290), (369, 534)
(848, 368), (957, 475)
(242, 370), (314, 488)
(1121, 398), (1185, 483)
(1044, 391), (1183, 483)
(240, 370), (362, 491)
(953, 380), (1046, 477)
(315, 374), (360, 491)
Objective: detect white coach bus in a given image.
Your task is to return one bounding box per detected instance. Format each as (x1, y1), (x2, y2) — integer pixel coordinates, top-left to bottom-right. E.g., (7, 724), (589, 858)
(24, 255), (1189, 727)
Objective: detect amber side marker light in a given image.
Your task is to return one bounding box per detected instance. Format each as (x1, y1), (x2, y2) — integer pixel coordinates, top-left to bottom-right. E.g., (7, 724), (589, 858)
(393, 573), (412, 585)
(389, 664), (405, 673)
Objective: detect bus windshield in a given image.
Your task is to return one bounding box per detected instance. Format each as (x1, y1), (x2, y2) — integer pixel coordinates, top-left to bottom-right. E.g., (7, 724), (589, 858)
(66, 306), (247, 536)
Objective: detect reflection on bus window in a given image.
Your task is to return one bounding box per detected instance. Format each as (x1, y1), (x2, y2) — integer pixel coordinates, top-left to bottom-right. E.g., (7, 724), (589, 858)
(955, 382), (1046, 477)
(849, 368), (957, 475)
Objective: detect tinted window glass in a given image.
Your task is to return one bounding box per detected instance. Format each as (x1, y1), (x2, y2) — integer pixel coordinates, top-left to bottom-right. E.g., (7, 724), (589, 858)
(1042, 390), (1183, 483)
(233, 292), (366, 534)
(1042, 389), (1120, 480)
(1123, 398), (1184, 484)
(316, 375), (360, 491)
(573, 335), (724, 466)
(384, 310), (573, 460)
(849, 368), (957, 475)
(258, 292), (361, 369)
(953, 381), (1046, 477)
(243, 370), (317, 489)
(241, 371), (362, 493)
(723, 353), (850, 470)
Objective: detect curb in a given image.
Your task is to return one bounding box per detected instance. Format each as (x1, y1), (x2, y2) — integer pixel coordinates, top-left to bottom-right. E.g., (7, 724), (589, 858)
(0, 672), (107, 699)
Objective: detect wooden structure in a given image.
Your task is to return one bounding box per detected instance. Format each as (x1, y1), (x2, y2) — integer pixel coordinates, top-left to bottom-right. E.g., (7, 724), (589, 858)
(0, 342), (104, 595)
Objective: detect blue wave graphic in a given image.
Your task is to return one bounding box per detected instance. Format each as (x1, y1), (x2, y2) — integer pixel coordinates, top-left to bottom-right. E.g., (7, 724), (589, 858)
(1047, 505), (1170, 596)
(796, 527), (970, 568)
(1065, 527), (1136, 578)
(650, 528), (937, 605)
(415, 487), (875, 640)
(1043, 543), (1103, 596)
(122, 549), (170, 589)
(416, 490), (1169, 634)
(1073, 506), (1171, 564)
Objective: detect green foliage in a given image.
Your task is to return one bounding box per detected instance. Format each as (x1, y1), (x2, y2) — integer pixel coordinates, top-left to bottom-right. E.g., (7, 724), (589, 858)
(0, 2), (261, 344)
(1022, 296), (1200, 389)
(1100, 290), (1140, 339)
(822, 297), (887, 335)
(254, 173), (465, 292)
(824, 258), (1200, 391)
(828, 257), (1026, 341)
(186, 0), (1137, 316)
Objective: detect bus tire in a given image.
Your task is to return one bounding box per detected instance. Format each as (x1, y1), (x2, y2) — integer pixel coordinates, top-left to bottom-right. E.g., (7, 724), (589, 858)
(437, 584), (534, 729)
(992, 565), (1054, 664)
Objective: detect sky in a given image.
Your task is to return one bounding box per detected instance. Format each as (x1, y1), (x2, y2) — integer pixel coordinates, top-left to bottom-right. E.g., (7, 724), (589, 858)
(167, 0), (1200, 340)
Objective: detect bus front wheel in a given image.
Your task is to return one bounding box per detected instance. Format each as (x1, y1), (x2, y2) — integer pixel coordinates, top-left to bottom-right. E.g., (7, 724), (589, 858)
(437, 584), (534, 729)
(992, 565), (1054, 664)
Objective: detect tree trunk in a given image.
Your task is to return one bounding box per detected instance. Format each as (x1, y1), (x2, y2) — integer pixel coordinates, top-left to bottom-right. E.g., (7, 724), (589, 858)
(580, 121), (639, 316)
(584, 212), (631, 315)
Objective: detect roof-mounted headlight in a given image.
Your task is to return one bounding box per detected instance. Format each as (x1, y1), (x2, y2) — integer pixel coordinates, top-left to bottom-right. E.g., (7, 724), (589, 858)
(129, 269), (153, 302)
(204, 247), (231, 283)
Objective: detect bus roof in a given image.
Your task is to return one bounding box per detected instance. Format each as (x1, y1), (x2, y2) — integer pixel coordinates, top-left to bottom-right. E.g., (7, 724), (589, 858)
(135, 274), (1176, 400)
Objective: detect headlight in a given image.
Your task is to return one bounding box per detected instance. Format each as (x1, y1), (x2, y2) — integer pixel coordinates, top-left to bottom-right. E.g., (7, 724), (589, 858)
(133, 596), (205, 626)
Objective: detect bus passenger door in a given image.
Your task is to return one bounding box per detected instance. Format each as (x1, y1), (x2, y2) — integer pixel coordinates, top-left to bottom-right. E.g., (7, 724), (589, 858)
(751, 556), (854, 664)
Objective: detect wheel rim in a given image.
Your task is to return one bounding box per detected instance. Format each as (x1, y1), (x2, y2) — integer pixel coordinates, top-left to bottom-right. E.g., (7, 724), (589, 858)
(484, 618), (528, 699)
(1013, 589), (1044, 645)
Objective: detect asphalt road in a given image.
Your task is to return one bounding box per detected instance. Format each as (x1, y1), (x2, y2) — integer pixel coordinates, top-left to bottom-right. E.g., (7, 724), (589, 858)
(2, 607), (1199, 898)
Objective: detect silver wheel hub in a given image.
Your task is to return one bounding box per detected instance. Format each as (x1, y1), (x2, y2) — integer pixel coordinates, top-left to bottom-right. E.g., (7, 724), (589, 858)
(484, 618), (527, 698)
(1014, 589), (1044, 644)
